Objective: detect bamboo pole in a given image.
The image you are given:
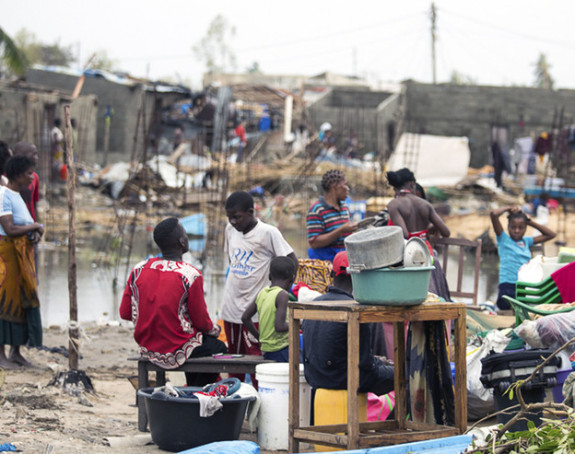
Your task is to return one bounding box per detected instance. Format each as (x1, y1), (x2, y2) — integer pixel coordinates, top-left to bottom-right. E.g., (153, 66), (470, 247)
(63, 105), (79, 371)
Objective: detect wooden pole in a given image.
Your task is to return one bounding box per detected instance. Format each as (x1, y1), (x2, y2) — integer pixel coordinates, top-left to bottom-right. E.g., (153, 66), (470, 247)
(63, 105), (79, 371)
(103, 115), (110, 167)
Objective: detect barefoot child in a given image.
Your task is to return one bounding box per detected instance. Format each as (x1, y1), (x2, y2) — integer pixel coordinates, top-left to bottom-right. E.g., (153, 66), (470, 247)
(241, 256), (296, 362)
(491, 206), (556, 310)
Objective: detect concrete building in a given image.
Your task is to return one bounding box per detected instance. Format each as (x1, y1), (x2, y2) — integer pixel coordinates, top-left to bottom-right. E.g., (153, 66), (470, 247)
(402, 81), (575, 169)
(305, 80), (575, 171)
(26, 67), (190, 164)
(307, 86), (404, 158)
(0, 78), (97, 183)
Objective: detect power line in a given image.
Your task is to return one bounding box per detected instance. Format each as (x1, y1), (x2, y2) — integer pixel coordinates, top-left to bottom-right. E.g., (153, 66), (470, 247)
(439, 21), (526, 85)
(118, 11), (428, 64)
(439, 6), (575, 52)
(235, 11), (426, 53)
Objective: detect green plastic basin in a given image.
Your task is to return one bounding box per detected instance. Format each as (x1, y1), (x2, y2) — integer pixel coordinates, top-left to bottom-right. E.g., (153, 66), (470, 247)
(351, 266), (434, 305)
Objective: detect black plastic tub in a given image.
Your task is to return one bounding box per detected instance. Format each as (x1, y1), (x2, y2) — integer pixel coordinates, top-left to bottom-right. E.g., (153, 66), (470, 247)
(137, 387), (255, 452)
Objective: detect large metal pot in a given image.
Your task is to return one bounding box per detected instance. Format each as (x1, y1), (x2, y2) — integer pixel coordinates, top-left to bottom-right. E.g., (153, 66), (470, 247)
(344, 226), (404, 271)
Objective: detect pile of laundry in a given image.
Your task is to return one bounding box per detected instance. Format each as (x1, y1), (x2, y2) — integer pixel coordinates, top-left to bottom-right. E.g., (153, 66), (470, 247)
(150, 378), (259, 421)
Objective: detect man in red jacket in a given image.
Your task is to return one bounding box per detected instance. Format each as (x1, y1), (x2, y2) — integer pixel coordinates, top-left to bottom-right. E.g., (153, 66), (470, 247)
(120, 217), (226, 386)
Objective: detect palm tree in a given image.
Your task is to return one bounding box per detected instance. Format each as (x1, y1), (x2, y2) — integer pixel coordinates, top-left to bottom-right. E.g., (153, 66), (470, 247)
(0, 27), (28, 76)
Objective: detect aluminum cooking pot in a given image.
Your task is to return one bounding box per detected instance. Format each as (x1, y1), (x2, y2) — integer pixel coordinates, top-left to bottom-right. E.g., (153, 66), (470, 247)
(344, 226), (404, 272)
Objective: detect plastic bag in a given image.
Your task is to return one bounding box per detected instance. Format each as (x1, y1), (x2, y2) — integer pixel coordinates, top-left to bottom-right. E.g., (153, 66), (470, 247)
(514, 320), (545, 348)
(517, 255), (544, 284)
(466, 330), (510, 420)
(535, 310), (575, 354)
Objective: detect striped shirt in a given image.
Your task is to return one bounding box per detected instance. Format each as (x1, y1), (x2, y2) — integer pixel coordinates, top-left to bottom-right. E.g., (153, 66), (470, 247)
(306, 197), (351, 248)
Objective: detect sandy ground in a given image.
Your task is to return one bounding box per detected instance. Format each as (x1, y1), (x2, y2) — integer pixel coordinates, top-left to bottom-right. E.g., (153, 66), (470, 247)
(0, 324), (154, 453)
(0, 324), (276, 453)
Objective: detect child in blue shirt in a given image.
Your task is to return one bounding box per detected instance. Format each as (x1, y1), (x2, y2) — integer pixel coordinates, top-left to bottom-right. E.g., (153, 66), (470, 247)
(491, 206), (556, 310)
(241, 256), (296, 362)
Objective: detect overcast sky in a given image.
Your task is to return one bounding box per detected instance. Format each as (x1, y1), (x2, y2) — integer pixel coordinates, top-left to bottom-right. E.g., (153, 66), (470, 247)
(4, 0), (575, 90)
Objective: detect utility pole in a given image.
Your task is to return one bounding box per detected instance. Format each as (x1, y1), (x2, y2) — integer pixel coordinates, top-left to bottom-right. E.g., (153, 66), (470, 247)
(430, 2), (437, 84)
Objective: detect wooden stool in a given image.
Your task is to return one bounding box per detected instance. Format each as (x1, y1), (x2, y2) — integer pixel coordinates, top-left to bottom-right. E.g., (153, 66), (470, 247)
(314, 389), (367, 452)
(288, 300), (467, 452)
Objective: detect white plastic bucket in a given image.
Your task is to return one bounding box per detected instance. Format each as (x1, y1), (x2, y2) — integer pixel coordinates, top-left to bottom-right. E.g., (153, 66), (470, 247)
(256, 362), (311, 451)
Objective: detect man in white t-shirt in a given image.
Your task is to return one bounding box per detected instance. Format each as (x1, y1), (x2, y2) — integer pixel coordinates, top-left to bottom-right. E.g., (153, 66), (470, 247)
(222, 191), (297, 384)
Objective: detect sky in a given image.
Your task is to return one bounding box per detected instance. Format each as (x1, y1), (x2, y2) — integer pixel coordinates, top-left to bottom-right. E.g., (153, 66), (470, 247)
(4, 0), (575, 91)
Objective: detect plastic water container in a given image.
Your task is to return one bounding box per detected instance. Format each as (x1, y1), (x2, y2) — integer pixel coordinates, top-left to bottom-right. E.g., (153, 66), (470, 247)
(255, 362), (311, 451)
(553, 369), (574, 403)
(314, 389), (367, 452)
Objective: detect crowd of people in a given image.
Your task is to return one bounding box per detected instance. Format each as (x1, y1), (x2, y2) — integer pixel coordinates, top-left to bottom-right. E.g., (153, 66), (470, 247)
(0, 124), (550, 426)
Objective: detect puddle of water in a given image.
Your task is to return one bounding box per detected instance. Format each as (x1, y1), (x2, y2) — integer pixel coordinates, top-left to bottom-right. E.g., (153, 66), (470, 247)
(37, 227), (499, 326)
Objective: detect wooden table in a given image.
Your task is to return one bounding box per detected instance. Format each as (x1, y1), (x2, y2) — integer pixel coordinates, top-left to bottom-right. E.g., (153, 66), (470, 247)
(288, 300), (467, 452)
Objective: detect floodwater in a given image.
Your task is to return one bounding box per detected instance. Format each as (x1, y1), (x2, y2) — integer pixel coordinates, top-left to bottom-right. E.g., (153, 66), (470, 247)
(37, 227), (500, 327)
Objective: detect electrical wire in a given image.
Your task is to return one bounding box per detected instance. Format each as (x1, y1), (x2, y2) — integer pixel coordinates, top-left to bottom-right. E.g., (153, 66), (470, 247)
(118, 11), (428, 64)
(440, 21), (528, 85)
(439, 6), (575, 52)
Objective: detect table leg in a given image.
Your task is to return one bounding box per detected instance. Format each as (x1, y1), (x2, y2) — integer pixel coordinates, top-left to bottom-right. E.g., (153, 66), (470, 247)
(454, 308), (467, 432)
(394, 321), (407, 429)
(347, 312), (360, 449)
(289, 309), (301, 453)
(156, 370), (166, 386)
(137, 361), (150, 432)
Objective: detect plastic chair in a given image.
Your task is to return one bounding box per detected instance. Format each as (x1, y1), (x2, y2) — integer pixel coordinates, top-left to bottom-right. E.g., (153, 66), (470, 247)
(503, 295), (575, 327)
(515, 285), (562, 305)
(516, 277), (557, 295)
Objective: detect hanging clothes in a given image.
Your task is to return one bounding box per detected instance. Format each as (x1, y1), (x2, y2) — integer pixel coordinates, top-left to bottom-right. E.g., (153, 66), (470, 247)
(491, 142), (506, 188)
(534, 132), (552, 156)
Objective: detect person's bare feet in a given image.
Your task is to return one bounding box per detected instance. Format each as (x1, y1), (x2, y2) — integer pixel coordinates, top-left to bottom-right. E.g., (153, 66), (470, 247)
(0, 356), (19, 370)
(9, 348), (33, 368)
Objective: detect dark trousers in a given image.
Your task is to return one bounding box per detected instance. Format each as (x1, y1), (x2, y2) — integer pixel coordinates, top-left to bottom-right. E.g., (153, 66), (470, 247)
(496, 283), (516, 310)
(185, 335), (227, 387)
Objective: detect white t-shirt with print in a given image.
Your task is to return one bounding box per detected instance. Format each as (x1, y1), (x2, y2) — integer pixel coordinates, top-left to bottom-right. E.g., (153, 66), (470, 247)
(221, 220), (294, 323)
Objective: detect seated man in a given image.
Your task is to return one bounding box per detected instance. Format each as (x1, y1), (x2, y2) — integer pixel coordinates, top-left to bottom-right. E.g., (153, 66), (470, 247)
(120, 217), (226, 386)
(302, 251), (394, 395)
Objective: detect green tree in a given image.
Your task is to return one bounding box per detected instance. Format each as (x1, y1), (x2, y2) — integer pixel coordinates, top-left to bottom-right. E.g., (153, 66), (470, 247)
(449, 70), (476, 85)
(533, 53), (554, 90)
(246, 61), (262, 74)
(0, 26), (28, 76)
(192, 15), (236, 74)
(91, 50), (117, 72)
(15, 28), (75, 67)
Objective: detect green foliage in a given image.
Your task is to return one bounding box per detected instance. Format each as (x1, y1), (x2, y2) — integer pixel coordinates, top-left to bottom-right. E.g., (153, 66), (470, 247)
(246, 61), (262, 74)
(0, 26), (29, 75)
(15, 28), (75, 67)
(449, 70), (476, 85)
(192, 15), (236, 74)
(91, 50), (117, 72)
(499, 411), (575, 453)
(533, 53), (554, 90)
(473, 409), (575, 453)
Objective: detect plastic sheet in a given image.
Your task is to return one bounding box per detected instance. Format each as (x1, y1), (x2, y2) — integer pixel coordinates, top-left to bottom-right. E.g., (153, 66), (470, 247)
(537, 310), (575, 353)
(177, 440), (260, 454)
(466, 330), (509, 420)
